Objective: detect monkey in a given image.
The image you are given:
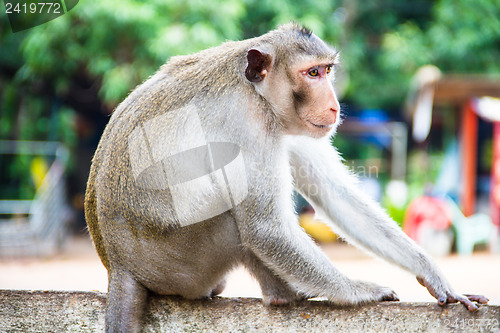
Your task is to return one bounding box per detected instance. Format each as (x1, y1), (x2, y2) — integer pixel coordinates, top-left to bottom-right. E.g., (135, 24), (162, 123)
(84, 23), (488, 332)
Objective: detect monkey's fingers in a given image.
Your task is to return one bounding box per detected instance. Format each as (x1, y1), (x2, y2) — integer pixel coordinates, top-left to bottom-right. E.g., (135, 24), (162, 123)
(416, 276), (477, 311)
(464, 294), (489, 304)
(443, 293), (489, 312)
(454, 295), (479, 312)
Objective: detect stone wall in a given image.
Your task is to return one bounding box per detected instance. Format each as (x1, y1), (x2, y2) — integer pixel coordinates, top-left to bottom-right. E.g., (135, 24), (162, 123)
(1, 290), (499, 332)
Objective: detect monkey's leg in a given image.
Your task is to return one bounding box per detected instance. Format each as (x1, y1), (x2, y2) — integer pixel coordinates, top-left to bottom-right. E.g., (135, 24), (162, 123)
(239, 204), (398, 305)
(243, 252), (306, 305)
(106, 269), (148, 333)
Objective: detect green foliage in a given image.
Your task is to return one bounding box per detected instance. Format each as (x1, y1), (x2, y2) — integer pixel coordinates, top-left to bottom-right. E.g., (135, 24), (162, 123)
(7, 0), (345, 106)
(2, 0), (499, 124)
(1, 0), (499, 198)
(375, 0), (500, 107)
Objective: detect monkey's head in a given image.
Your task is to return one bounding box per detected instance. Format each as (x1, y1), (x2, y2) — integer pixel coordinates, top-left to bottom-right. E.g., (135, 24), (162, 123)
(245, 23), (341, 138)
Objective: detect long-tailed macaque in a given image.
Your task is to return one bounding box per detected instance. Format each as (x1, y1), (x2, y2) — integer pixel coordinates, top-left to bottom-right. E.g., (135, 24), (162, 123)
(85, 23), (488, 332)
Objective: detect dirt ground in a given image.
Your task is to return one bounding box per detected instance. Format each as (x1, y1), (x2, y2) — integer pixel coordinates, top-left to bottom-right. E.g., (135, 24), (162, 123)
(0, 236), (499, 305)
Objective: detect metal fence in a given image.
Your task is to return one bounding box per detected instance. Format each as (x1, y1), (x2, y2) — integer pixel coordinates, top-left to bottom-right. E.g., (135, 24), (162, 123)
(0, 140), (72, 257)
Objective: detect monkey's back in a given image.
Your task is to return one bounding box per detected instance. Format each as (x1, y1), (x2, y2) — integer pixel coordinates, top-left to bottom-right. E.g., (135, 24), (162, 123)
(84, 38), (255, 268)
(84, 72), (170, 268)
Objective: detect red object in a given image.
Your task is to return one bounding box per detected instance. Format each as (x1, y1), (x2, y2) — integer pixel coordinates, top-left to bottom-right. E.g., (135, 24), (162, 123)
(460, 100), (478, 217)
(403, 196), (452, 242)
(490, 122), (500, 227)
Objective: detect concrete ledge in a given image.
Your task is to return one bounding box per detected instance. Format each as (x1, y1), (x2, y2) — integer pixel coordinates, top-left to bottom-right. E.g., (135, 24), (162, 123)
(1, 290), (499, 332)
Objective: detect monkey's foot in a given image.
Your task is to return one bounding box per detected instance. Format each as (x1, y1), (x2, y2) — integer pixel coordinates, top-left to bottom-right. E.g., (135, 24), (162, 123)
(265, 296), (295, 306)
(210, 280), (227, 297)
(351, 280), (399, 304)
(262, 290), (308, 306)
(263, 294), (305, 306)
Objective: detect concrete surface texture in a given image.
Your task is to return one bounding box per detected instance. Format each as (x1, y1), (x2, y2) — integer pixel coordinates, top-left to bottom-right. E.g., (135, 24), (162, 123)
(1, 237), (500, 332)
(1, 290), (499, 333)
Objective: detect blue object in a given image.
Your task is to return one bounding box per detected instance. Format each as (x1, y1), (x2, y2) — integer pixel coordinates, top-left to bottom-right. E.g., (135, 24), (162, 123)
(358, 109), (391, 148)
(358, 109), (389, 124)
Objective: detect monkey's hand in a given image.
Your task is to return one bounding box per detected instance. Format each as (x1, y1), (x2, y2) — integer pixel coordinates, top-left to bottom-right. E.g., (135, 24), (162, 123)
(417, 276), (488, 312)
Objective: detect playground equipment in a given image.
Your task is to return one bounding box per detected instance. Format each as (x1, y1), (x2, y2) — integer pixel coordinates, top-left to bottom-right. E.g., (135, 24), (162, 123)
(445, 197), (495, 255)
(407, 68), (500, 253)
(0, 141), (72, 257)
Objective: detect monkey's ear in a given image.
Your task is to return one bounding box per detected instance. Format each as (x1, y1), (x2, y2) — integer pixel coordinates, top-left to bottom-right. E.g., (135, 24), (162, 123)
(245, 49), (272, 82)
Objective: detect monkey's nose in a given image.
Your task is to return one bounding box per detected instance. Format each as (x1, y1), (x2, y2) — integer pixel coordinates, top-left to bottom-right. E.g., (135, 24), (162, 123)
(329, 97), (340, 114)
(330, 108), (338, 123)
(331, 98), (340, 113)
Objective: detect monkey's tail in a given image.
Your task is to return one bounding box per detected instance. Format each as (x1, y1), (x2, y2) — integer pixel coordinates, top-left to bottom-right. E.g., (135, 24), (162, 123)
(84, 154), (110, 270)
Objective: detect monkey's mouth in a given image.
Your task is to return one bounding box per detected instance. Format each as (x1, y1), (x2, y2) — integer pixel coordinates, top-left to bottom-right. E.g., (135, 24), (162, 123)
(307, 120), (334, 129)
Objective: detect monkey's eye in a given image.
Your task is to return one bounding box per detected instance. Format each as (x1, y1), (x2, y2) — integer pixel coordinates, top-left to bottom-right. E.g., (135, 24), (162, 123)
(308, 69), (319, 77)
(326, 65), (332, 74)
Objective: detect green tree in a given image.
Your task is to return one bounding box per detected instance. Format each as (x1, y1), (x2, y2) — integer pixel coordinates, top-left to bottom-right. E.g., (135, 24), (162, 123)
(378, 0), (500, 107)
(2, 0), (500, 147)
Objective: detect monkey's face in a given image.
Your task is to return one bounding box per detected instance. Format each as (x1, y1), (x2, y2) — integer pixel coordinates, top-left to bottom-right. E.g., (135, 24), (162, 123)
(245, 47), (340, 138)
(286, 60), (340, 138)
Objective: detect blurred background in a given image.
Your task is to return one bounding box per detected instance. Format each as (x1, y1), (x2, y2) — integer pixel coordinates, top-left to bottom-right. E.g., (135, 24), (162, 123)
(1, 0), (499, 304)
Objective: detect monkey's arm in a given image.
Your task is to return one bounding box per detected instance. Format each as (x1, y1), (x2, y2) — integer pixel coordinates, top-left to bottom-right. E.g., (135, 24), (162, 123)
(287, 135), (488, 311)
